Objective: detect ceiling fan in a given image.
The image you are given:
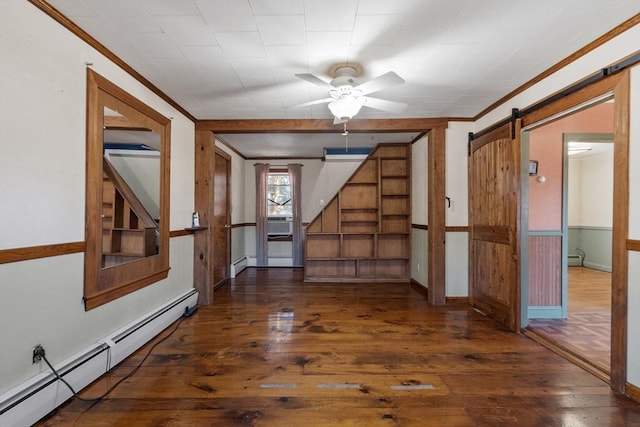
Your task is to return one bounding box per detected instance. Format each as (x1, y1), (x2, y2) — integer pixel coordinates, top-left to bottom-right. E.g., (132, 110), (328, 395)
(293, 64), (407, 123)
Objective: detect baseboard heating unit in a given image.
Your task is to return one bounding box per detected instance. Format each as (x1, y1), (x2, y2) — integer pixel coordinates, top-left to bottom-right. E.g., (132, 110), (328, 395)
(0, 288), (198, 427)
(230, 256), (248, 278)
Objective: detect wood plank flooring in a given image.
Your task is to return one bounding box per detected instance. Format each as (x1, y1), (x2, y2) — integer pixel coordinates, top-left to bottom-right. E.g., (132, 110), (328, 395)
(528, 267), (612, 371)
(39, 268), (639, 426)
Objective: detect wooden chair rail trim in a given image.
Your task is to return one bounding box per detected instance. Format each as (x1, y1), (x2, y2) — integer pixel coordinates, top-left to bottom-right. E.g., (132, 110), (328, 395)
(170, 229), (192, 238)
(0, 242), (85, 264)
(627, 239), (640, 251)
(446, 226), (469, 232)
(412, 224), (470, 232)
(0, 230), (204, 264)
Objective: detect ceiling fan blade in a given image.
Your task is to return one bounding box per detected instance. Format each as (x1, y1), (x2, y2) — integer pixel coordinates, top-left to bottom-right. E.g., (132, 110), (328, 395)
(295, 73), (334, 89)
(288, 98), (333, 109)
(355, 71), (405, 95)
(362, 96), (408, 114)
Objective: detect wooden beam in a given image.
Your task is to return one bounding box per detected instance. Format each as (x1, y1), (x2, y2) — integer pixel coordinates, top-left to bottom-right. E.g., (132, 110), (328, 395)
(194, 130), (216, 306)
(196, 118), (448, 133)
(427, 126), (447, 305)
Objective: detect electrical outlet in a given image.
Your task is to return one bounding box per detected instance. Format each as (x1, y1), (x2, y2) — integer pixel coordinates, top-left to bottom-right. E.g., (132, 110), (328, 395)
(32, 344), (45, 364)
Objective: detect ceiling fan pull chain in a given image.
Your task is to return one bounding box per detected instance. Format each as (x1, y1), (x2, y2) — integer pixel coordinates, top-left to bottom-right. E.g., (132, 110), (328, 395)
(343, 122), (349, 152)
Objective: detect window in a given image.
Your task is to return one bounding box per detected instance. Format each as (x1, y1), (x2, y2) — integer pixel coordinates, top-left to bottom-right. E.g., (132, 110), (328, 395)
(267, 172), (292, 217)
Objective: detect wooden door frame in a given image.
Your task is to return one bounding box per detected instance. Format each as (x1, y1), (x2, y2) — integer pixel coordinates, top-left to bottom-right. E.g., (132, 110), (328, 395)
(194, 131), (232, 305)
(196, 118), (450, 305)
(519, 71), (630, 393)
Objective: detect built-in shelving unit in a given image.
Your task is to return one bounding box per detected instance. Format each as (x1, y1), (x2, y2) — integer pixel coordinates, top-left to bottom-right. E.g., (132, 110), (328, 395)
(101, 159), (158, 267)
(304, 143), (411, 282)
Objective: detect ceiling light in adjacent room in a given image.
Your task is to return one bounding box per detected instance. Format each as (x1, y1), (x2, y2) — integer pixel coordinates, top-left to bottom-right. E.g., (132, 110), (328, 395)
(567, 142), (593, 156)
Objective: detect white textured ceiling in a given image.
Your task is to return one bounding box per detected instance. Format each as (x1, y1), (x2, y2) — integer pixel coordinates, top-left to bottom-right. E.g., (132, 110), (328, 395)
(47, 0), (640, 157)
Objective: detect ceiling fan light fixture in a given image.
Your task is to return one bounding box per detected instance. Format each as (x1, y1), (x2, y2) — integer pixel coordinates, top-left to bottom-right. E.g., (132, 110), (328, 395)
(328, 95), (364, 121)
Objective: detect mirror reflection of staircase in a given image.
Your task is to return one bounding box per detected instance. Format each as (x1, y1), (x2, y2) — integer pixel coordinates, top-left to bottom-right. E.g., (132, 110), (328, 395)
(304, 143), (411, 282)
(101, 157), (158, 267)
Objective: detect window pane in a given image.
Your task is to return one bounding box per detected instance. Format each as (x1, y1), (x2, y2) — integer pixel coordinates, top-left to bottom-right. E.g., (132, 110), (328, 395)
(267, 173), (292, 216)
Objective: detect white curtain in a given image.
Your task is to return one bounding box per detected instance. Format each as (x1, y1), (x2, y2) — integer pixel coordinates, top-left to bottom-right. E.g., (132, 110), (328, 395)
(288, 164), (303, 266)
(255, 163), (269, 266)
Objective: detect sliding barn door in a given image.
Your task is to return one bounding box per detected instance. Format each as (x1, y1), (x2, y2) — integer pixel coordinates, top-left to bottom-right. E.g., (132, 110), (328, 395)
(468, 122), (521, 331)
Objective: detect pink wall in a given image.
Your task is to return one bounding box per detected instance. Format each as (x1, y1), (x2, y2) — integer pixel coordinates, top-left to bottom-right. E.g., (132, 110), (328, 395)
(528, 102), (613, 230)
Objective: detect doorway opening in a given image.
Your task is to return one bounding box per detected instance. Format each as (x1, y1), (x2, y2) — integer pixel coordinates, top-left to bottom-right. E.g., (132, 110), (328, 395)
(523, 97), (614, 378)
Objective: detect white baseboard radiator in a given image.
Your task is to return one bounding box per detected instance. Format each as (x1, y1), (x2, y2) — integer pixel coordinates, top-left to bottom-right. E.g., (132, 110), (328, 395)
(0, 288), (198, 427)
(230, 256), (248, 278)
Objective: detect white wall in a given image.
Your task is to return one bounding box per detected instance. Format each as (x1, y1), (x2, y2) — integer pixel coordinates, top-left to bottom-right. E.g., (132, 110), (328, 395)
(0, 1), (195, 394)
(412, 135), (428, 224)
(627, 65), (640, 388)
(445, 123), (471, 226)
(445, 122), (472, 297)
(568, 150), (614, 227)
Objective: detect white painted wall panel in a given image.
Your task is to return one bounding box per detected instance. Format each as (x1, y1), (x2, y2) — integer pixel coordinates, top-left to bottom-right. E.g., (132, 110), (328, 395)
(445, 122), (472, 226)
(0, 1), (194, 395)
(445, 232), (469, 297)
(628, 66), (640, 387)
(577, 152), (613, 227)
(411, 135), (428, 224)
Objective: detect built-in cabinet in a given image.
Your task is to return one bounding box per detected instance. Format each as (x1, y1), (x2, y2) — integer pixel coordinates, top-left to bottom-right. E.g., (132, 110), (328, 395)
(101, 159), (157, 267)
(304, 144), (411, 282)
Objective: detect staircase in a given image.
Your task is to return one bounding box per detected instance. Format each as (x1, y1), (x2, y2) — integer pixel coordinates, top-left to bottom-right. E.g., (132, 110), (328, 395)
(102, 157), (158, 267)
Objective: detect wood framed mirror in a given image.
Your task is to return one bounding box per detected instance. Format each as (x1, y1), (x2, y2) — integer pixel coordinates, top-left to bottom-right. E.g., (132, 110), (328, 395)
(84, 69), (170, 310)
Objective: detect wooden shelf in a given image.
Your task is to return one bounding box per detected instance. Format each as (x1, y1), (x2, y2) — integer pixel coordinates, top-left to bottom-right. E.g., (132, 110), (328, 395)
(304, 143), (411, 282)
(344, 181), (377, 185)
(184, 226), (208, 233)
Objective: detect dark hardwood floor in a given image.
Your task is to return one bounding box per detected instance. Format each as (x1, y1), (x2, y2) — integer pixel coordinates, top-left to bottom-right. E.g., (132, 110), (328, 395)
(40, 268), (639, 426)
